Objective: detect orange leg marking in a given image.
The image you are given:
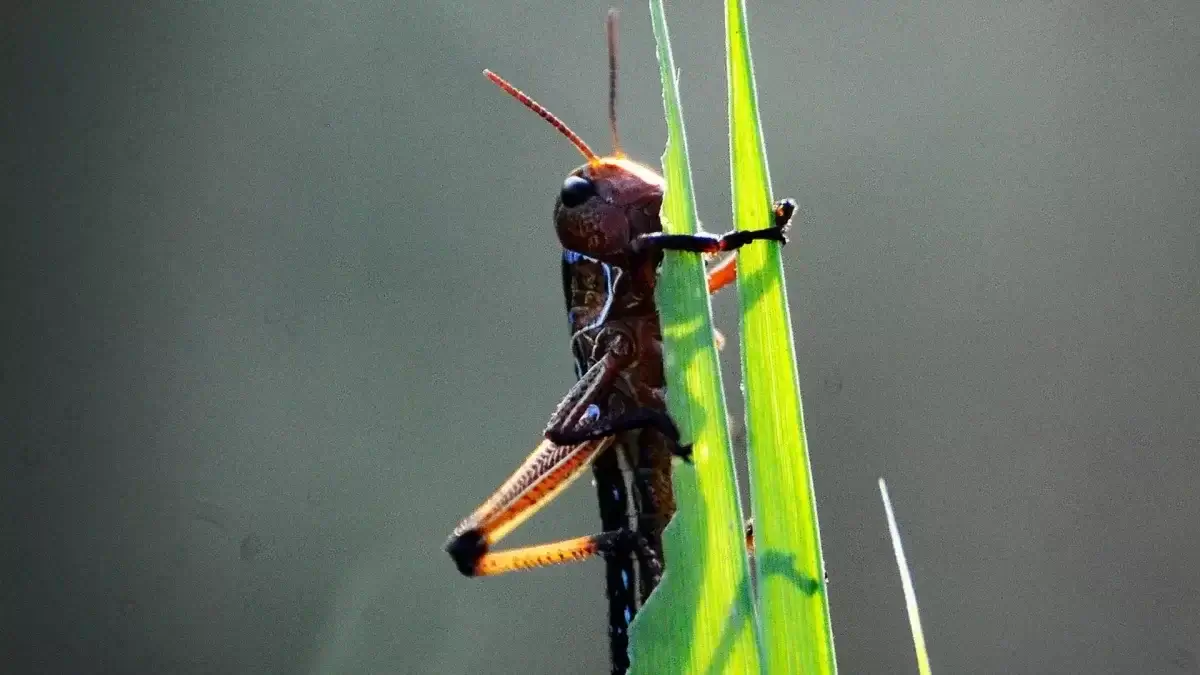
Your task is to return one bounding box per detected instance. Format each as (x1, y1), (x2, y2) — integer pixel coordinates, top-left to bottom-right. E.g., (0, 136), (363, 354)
(473, 531), (622, 576)
(706, 254), (738, 294)
(451, 437), (613, 546)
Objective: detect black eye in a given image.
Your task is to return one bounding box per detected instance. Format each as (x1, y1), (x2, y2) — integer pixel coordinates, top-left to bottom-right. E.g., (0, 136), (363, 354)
(560, 175), (596, 208)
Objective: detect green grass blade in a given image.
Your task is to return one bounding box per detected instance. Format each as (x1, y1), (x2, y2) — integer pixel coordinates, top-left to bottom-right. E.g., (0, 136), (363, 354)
(627, 1), (761, 673)
(726, 0), (838, 673)
(879, 479), (933, 675)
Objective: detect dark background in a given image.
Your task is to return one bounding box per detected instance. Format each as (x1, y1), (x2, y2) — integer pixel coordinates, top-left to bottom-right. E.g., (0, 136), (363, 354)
(4, 1), (1198, 673)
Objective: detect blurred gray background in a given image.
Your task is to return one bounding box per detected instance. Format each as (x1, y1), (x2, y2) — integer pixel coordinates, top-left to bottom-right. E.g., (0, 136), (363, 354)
(4, 0), (1198, 673)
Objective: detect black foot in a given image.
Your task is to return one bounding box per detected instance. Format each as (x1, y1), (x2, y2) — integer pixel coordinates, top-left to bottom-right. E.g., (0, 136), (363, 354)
(445, 528), (488, 577)
(773, 198), (796, 230)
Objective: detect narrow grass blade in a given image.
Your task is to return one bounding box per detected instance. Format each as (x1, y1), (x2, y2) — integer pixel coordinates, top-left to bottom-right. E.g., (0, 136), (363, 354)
(628, 1), (761, 673)
(879, 479), (933, 675)
(726, 0), (838, 673)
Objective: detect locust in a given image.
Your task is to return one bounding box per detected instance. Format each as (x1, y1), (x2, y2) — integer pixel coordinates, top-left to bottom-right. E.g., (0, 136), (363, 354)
(445, 12), (795, 674)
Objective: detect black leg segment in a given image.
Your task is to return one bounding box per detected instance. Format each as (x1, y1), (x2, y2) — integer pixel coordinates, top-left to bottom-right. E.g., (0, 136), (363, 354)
(633, 197), (797, 255)
(545, 406), (690, 461)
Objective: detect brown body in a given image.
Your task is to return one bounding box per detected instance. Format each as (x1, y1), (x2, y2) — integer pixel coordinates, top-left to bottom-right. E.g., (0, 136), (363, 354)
(564, 252), (677, 543)
(562, 246), (674, 670)
(556, 157), (678, 670)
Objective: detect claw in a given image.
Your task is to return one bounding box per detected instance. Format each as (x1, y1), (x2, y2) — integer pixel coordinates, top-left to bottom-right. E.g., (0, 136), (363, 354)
(771, 198), (797, 246)
(773, 198), (796, 225)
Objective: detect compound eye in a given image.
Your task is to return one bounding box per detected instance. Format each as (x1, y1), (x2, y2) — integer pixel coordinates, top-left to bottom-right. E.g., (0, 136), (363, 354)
(560, 175), (596, 209)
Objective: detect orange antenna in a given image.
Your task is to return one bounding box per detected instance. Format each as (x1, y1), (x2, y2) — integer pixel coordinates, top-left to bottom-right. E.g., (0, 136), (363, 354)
(607, 9), (624, 157)
(483, 69), (598, 163)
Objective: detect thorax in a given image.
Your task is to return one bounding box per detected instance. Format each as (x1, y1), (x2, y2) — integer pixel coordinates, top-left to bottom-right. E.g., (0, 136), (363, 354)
(561, 250), (665, 404)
